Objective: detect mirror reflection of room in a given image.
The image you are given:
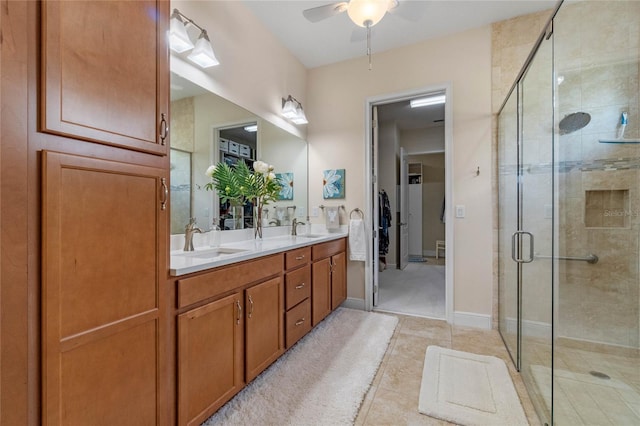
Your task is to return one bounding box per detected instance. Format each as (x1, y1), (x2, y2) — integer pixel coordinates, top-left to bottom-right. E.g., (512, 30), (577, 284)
(168, 71), (308, 235)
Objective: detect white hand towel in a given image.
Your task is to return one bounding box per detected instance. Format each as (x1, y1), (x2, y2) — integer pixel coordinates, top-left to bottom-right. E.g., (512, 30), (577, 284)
(349, 219), (366, 261)
(325, 206), (340, 230)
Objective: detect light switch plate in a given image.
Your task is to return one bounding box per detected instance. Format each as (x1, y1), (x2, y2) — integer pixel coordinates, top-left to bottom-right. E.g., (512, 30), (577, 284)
(455, 205), (465, 218)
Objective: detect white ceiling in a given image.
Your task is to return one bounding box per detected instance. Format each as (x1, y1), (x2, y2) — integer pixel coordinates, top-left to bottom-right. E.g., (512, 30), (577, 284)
(242, 0), (557, 69)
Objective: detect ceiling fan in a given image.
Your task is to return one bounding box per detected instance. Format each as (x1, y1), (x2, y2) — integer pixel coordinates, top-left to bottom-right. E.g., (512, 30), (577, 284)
(302, 0), (399, 28)
(302, 0), (402, 70)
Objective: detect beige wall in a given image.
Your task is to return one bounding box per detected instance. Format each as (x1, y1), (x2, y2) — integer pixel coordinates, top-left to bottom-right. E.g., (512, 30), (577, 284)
(171, 0), (307, 140)
(307, 26), (495, 318)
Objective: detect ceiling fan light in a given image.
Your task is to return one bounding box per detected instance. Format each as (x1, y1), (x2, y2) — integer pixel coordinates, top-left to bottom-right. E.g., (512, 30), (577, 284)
(347, 0), (391, 27)
(169, 10), (194, 53)
(187, 30), (219, 68)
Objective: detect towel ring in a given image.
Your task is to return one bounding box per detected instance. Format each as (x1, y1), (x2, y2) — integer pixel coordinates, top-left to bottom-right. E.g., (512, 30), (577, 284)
(350, 208), (364, 219)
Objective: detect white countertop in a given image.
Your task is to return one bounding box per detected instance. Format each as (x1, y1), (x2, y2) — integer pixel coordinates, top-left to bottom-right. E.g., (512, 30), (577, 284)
(170, 230), (348, 276)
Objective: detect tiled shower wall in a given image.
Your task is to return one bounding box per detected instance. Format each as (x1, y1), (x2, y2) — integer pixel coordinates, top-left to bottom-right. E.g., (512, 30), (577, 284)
(555, 0), (640, 348)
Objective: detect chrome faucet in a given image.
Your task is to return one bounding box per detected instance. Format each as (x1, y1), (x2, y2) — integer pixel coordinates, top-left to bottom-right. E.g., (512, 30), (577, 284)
(291, 218), (306, 236)
(183, 218), (203, 251)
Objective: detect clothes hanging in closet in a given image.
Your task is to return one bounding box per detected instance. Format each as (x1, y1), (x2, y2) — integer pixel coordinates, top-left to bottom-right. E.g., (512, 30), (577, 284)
(379, 190), (392, 255)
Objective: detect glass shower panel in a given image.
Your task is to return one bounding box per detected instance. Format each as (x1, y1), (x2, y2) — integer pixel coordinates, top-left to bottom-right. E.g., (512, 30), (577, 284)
(520, 32), (554, 425)
(498, 90), (520, 367)
(552, 1), (640, 424)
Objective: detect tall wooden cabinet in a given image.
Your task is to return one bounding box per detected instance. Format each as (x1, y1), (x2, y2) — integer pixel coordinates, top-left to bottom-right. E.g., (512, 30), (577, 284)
(0, 0), (171, 424)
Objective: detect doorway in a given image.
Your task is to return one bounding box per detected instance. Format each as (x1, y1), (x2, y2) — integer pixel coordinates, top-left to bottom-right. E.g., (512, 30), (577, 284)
(365, 85), (453, 321)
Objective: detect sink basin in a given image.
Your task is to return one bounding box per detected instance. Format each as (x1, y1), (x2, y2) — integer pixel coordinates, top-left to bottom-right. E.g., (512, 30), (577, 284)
(176, 247), (247, 259)
(297, 234), (325, 239)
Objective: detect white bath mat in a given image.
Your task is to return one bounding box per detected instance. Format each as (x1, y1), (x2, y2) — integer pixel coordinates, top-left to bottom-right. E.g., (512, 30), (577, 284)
(419, 346), (528, 425)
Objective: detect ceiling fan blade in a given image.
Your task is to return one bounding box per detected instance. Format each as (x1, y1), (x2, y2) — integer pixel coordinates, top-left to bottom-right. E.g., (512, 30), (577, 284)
(302, 2), (349, 23)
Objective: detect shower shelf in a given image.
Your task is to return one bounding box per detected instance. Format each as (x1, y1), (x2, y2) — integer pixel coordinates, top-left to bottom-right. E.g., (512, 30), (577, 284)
(598, 138), (640, 144)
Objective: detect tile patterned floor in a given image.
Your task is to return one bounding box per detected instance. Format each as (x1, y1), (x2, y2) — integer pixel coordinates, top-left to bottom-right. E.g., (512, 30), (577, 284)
(355, 314), (542, 426)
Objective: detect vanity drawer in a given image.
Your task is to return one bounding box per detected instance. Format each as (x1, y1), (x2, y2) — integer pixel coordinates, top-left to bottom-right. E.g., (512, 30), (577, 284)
(285, 247), (310, 271)
(285, 299), (311, 348)
(312, 238), (346, 261)
(285, 265), (310, 310)
(177, 254), (283, 309)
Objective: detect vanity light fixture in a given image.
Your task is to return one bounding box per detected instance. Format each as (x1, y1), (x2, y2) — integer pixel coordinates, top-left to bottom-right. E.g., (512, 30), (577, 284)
(410, 94), (446, 108)
(169, 9), (219, 68)
(281, 95), (308, 125)
(244, 124), (258, 132)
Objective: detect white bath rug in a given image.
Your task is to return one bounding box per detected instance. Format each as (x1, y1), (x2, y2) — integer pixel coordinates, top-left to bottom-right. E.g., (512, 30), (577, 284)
(419, 346), (528, 425)
(202, 307), (398, 425)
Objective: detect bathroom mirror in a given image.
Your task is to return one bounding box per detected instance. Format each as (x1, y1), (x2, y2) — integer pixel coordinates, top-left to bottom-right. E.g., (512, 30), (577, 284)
(169, 72), (308, 234)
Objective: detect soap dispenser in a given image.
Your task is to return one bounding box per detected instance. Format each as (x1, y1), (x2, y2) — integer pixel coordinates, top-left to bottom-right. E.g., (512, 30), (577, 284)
(211, 218), (221, 248)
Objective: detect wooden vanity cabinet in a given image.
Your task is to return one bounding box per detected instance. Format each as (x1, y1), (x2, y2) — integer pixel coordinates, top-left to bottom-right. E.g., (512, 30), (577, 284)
(176, 255), (284, 426)
(177, 293), (244, 426)
(311, 238), (347, 326)
(284, 247), (312, 348)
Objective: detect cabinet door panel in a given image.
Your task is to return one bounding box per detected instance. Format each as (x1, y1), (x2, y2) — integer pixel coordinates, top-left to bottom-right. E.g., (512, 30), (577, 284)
(285, 265), (311, 310)
(41, 0), (168, 155)
(331, 251), (347, 310)
(312, 258), (332, 326)
(42, 151), (168, 425)
(178, 294), (244, 426)
(245, 277), (284, 382)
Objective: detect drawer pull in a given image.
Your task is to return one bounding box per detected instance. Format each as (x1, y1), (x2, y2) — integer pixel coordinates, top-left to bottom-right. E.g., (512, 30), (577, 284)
(295, 283), (306, 290)
(295, 318), (306, 326)
(236, 300), (242, 325)
(295, 255), (305, 260)
(248, 295), (254, 319)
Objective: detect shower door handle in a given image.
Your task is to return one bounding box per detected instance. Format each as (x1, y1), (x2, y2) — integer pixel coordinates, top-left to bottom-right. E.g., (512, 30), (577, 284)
(511, 231), (534, 263)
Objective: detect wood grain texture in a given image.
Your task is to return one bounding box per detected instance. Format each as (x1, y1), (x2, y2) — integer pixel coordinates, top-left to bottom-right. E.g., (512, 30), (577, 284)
(285, 299), (312, 348)
(177, 254), (283, 309)
(40, 0), (167, 155)
(331, 251), (347, 310)
(285, 246), (310, 270)
(312, 238), (346, 261)
(285, 265), (311, 310)
(311, 258), (332, 326)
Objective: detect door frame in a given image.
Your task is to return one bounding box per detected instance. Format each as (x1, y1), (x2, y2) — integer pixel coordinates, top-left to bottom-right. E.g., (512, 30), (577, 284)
(364, 83), (454, 323)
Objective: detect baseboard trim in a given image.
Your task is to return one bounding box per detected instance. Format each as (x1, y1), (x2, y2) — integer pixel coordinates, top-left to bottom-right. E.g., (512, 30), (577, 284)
(341, 297), (365, 310)
(453, 311), (492, 330)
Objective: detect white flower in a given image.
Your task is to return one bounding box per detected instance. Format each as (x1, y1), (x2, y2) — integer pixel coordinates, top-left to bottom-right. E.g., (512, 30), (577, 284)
(278, 173), (294, 200)
(205, 165), (216, 178)
(253, 160), (269, 174)
(267, 172), (276, 181)
(323, 169), (342, 198)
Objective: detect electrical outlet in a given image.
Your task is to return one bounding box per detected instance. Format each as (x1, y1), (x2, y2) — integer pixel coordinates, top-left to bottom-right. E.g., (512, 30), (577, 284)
(455, 205), (465, 218)
(312, 206), (319, 217)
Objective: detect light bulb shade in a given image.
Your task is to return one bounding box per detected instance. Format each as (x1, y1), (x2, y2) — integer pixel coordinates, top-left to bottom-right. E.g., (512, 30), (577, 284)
(169, 11), (194, 53)
(292, 105), (308, 125)
(347, 0), (391, 27)
(282, 97), (298, 119)
(188, 31), (219, 68)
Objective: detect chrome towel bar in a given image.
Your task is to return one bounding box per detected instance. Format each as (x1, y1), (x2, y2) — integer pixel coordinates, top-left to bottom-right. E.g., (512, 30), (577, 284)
(535, 254), (599, 264)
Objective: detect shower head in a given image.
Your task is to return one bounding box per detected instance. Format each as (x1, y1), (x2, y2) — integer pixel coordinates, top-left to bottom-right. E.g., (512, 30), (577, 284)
(559, 112), (591, 135)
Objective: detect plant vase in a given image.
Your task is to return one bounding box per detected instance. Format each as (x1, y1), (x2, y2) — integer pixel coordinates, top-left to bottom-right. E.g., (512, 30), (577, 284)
(254, 201), (263, 240)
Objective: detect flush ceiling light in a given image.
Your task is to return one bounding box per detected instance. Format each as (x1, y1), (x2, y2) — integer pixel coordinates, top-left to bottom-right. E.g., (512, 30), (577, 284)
(281, 95), (308, 125)
(188, 30), (219, 68)
(169, 9), (219, 68)
(244, 124), (258, 132)
(410, 94), (446, 108)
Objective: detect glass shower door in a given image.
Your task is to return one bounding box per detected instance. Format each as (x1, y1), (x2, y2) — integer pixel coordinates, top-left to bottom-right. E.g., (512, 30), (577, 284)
(520, 31), (554, 425)
(498, 89), (520, 367)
